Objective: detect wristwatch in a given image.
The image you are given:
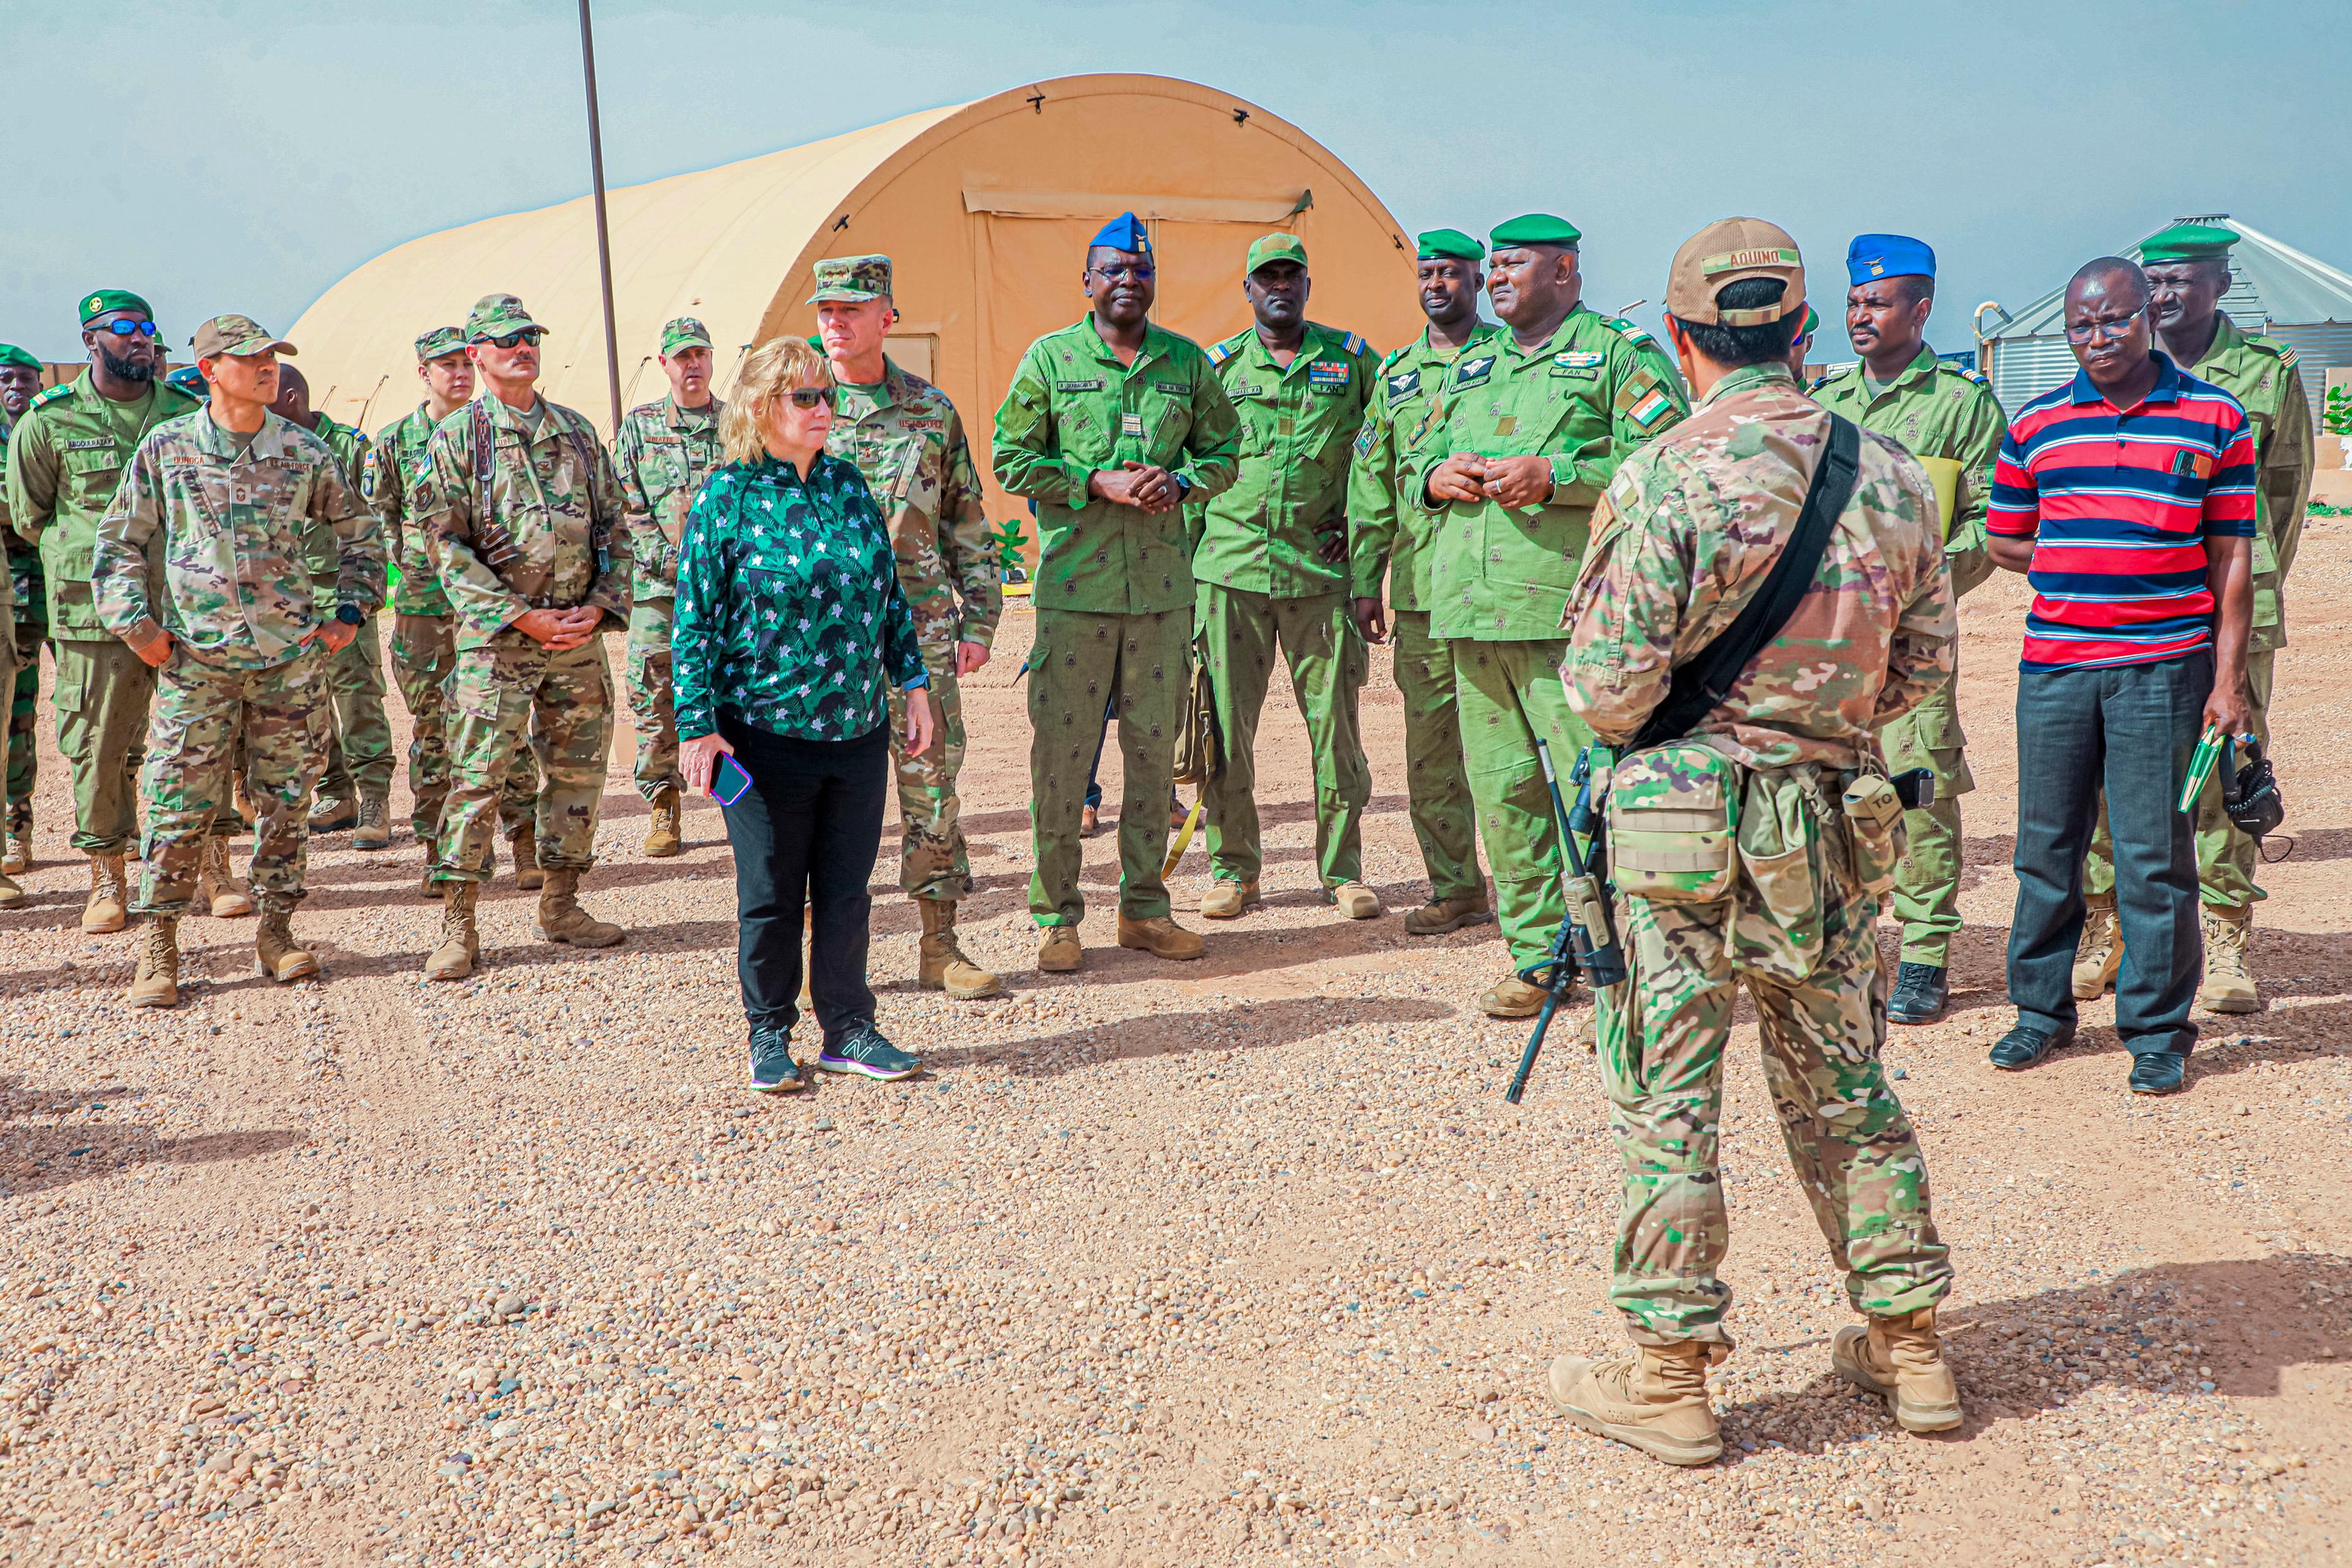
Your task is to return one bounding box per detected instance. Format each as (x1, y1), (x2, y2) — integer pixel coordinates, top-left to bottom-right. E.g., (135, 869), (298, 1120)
(334, 604), (364, 627)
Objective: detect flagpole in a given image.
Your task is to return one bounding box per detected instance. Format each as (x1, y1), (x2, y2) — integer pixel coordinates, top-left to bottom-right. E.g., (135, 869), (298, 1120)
(578, 0), (623, 432)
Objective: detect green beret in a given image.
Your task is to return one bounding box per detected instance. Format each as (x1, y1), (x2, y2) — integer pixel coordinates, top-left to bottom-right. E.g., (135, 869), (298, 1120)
(1800, 306), (1822, 337)
(1415, 228), (1484, 263)
(0, 344), (40, 372)
(413, 325), (467, 360)
(80, 289), (153, 326)
(2141, 222), (2238, 264)
(1490, 214), (1581, 251)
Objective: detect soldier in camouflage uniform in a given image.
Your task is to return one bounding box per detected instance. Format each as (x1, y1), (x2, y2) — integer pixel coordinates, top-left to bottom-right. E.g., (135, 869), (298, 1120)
(412, 293), (632, 981)
(0, 344), (44, 882)
(1547, 222), (1959, 1468)
(1192, 234), (1382, 921)
(91, 315), (384, 1006)
(1347, 230), (1496, 935)
(1811, 235), (2006, 1026)
(813, 256), (1005, 999)
(613, 317), (725, 859)
(6, 289), (203, 933)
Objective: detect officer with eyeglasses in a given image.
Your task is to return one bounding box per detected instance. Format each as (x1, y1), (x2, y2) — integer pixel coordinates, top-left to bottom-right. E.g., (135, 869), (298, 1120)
(4, 290), (203, 935)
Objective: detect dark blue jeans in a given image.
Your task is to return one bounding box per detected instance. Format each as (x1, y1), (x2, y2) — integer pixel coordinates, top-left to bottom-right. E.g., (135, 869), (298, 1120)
(2008, 652), (2208, 1055)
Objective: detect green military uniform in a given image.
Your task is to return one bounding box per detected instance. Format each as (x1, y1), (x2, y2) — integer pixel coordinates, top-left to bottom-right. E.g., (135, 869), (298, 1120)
(1349, 307), (1499, 907)
(613, 377), (725, 807)
(1193, 298), (1380, 895)
(1420, 238), (1688, 972)
(5, 353), (201, 854)
(300, 410), (396, 815)
(993, 311), (1240, 927)
(1812, 345), (2004, 966)
(0, 364), (47, 849)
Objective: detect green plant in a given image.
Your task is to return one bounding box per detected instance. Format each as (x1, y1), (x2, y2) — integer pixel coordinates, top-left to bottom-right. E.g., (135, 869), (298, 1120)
(991, 518), (1031, 582)
(2325, 385), (2352, 436)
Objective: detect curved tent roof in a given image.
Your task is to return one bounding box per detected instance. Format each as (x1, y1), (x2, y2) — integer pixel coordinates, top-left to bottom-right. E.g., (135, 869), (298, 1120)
(290, 74), (1421, 522)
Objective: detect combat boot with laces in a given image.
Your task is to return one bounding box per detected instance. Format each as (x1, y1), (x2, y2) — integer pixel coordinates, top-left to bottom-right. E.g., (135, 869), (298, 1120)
(2196, 903), (2258, 1014)
(1546, 1341), (1725, 1466)
(130, 917), (181, 1008)
(255, 907), (321, 984)
(532, 867), (624, 948)
(1832, 1306), (1963, 1431)
(918, 898), (1000, 998)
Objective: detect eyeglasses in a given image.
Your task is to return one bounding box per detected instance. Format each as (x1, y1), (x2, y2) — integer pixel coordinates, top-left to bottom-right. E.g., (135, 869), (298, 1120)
(785, 387), (831, 410)
(477, 329), (546, 349)
(2064, 307), (2145, 345)
(1088, 264), (1155, 283)
(90, 319), (158, 338)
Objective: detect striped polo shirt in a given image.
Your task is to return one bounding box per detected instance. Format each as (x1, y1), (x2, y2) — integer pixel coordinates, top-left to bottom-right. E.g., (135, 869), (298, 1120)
(1988, 352), (2256, 671)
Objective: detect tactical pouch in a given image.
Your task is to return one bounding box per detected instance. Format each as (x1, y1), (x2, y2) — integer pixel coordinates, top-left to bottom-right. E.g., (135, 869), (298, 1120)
(1841, 771), (1906, 897)
(1171, 638), (1220, 789)
(1730, 768), (1829, 982)
(1605, 743), (1737, 903)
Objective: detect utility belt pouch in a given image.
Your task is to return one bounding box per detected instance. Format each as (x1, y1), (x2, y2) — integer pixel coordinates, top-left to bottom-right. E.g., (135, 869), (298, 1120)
(1841, 771), (1906, 897)
(1731, 767), (1830, 982)
(1605, 742), (1738, 903)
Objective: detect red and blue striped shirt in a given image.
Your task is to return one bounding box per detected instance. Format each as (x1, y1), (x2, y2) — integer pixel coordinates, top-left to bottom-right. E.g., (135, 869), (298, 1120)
(1987, 352), (2256, 671)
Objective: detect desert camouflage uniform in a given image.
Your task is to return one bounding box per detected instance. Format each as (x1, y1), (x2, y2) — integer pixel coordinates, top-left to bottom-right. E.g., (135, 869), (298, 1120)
(413, 393), (630, 883)
(1, 408), (43, 840)
(614, 394), (725, 804)
(1560, 361), (1956, 1345)
(91, 410), (383, 914)
(298, 412), (396, 809)
(826, 357), (999, 902)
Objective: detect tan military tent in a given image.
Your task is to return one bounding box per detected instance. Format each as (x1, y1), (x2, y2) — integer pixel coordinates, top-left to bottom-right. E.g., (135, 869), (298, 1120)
(290, 72), (1420, 532)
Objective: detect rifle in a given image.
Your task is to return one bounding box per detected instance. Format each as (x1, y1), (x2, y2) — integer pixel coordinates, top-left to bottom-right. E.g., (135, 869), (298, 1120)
(1504, 740), (1627, 1104)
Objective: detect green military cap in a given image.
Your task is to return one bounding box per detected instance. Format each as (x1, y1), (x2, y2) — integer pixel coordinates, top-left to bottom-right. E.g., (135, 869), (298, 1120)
(189, 314), (296, 361)
(1415, 228), (1484, 262)
(0, 344), (40, 372)
(413, 325), (467, 360)
(165, 364), (208, 398)
(80, 288), (153, 325)
(1489, 214), (1582, 251)
(464, 293), (543, 342)
(1245, 232), (1310, 274)
(2141, 222), (2239, 263)
(1800, 305), (1822, 337)
(660, 317), (714, 355)
(808, 255), (892, 304)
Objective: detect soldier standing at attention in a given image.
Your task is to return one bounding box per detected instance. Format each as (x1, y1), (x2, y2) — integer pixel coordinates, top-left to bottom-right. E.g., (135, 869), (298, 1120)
(0, 344), (45, 881)
(5, 290), (202, 933)
(413, 293), (633, 981)
(1422, 215), (1689, 1017)
(815, 255), (1005, 1000)
(1348, 229), (1498, 937)
(1193, 234), (1382, 921)
(1550, 220), (1960, 1466)
(993, 213), (1241, 973)
(93, 315), (383, 1006)
(1812, 235), (2005, 1025)
(2073, 222), (2313, 1014)
(614, 317), (725, 860)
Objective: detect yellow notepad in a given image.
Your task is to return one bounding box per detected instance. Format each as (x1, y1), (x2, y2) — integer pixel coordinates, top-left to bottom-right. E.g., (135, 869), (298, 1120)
(1916, 456), (1962, 541)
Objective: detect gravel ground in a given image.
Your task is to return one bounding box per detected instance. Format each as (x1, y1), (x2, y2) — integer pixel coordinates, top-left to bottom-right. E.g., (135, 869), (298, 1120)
(3, 522), (2349, 1568)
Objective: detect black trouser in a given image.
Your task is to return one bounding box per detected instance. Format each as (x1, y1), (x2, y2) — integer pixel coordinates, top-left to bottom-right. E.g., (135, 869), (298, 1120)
(717, 713), (889, 1046)
(2008, 651), (2208, 1055)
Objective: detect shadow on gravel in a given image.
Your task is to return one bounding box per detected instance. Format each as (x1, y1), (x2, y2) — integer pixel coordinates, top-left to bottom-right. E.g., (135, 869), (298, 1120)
(0, 1074), (304, 1197)
(916, 995), (1456, 1078)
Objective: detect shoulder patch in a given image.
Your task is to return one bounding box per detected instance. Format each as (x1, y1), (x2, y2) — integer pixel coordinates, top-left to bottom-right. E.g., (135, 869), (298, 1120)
(1380, 344), (1410, 370)
(2274, 342), (2300, 368)
(29, 383), (74, 412)
(1343, 331), (1367, 356)
(1205, 338), (1237, 367)
(1605, 317), (1657, 349)
(1452, 354), (1496, 387)
(1939, 363), (1989, 386)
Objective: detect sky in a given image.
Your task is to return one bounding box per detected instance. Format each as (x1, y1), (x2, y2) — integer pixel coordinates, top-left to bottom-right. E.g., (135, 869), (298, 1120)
(8, 0), (2348, 363)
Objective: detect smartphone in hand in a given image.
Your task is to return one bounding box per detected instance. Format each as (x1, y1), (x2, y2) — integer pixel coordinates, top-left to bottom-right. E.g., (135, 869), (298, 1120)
(712, 753), (753, 806)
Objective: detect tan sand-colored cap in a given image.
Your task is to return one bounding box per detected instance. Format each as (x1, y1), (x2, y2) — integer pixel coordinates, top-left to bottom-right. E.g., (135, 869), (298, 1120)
(1665, 218), (1806, 326)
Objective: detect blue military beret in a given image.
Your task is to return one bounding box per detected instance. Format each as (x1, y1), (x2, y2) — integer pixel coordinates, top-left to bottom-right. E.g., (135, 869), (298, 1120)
(1088, 212), (1152, 255)
(1847, 233), (1934, 285)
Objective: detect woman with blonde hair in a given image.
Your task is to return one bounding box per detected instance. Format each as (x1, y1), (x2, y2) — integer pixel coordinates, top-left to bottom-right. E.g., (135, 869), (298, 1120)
(674, 336), (936, 1093)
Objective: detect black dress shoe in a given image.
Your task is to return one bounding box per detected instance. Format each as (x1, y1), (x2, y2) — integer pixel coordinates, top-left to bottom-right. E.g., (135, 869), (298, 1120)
(2128, 1052), (2187, 1095)
(1887, 962), (1950, 1025)
(1989, 1020), (2075, 1070)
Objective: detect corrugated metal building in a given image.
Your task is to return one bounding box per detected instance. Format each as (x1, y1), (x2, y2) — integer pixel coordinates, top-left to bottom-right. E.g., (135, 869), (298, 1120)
(1979, 214), (2352, 429)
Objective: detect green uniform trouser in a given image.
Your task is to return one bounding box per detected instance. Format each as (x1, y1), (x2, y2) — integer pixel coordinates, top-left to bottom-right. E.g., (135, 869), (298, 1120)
(625, 598), (681, 804)
(1195, 583), (1370, 891)
(1393, 609), (1483, 903)
(1875, 668), (1974, 965)
(887, 655), (972, 902)
(1454, 637), (1587, 970)
(1028, 608), (1185, 926)
(1599, 859), (1953, 1345)
(138, 647), (329, 917)
(436, 635), (614, 883)
(2084, 650), (2272, 910)
(311, 613), (396, 802)
(391, 612), (537, 852)
(53, 636), (152, 854)
(7, 614), (42, 835)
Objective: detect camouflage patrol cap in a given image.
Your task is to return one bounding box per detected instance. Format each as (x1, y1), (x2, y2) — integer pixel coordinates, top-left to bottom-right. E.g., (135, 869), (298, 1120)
(190, 314), (296, 361)
(413, 325), (467, 361)
(0, 344), (40, 372)
(1666, 218), (1806, 326)
(464, 293), (544, 342)
(660, 317), (714, 355)
(1245, 233), (1310, 274)
(808, 256), (892, 304)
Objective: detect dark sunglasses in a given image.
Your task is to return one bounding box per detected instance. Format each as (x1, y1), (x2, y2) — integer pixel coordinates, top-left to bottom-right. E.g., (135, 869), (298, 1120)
(1088, 263), (1155, 283)
(91, 319), (158, 338)
(477, 328), (546, 349)
(785, 387), (831, 410)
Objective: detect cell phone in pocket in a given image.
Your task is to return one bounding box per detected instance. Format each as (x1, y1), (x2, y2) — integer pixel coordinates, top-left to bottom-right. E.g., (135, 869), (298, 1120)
(711, 753), (753, 806)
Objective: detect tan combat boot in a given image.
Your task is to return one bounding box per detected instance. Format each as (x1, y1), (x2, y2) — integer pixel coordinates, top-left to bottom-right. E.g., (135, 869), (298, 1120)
(532, 867), (624, 948)
(2071, 892), (2122, 1000)
(425, 881), (480, 981)
(1480, 971), (1550, 1019)
(1547, 1341), (1727, 1466)
(509, 825), (544, 891)
(1328, 880), (1382, 920)
(353, 792), (391, 852)
(2197, 903), (2258, 1014)
(231, 775), (257, 829)
(1116, 913), (1205, 961)
(643, 788), (683, 858)
(0, 869), (19, 910)
(918, 898), (1001, 998)
(83, 851), (129, 934)
(197, 836), (255, 919)
(255, 907), (322, 984)
(1200, 879), (1260, 919)
(1832, 1306), (1964, 1433)
(308, 793), (356, 834)
(418, 862), (445, 899)
(2, 824), (31, 876)
(1038, 925), (1082, 973)
(1404, 891), (1490, 936)
(129, 916), (180, 1008)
